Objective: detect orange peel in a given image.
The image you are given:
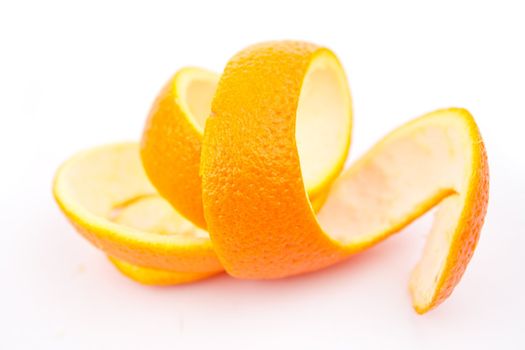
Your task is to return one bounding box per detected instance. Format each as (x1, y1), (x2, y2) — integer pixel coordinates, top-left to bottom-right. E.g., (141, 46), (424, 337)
(53, 143), (222, 283)
(201, 41), (488, 313)
(53, 40), (488, 313)
(141, 66), (347, 228)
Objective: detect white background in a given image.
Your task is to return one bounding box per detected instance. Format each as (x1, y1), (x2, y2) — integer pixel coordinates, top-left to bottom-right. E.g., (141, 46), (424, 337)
(1, 0), (524, 349)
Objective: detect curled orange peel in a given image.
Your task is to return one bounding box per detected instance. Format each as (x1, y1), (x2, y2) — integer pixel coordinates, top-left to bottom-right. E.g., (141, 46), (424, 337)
(53, 41), (488, 313)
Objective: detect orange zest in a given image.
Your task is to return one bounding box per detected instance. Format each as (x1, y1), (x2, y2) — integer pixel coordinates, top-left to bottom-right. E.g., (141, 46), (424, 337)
(53, 40), (489, 313)
(53, 143), (222, 283)
(141, 66), (349, 228)
(201, 41), (488, 313)
(141, 67), (218, 229)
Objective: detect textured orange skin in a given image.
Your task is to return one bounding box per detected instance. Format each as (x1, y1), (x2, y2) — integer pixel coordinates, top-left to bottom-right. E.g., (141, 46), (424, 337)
(141, 69), (334, 229)
(141, 72), (208, 228)
(53, 40), (488, 311)
(55, 60), (340, 281)
(201, 41), (489, 312)
(202, 42), (350, 277)
(415, 128), (489, 313)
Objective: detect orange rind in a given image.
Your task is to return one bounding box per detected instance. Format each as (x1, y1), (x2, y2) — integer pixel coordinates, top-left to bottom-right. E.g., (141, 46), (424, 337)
(201, 41), (488, 313)
(53, 143), (222, 282)
(54, 41), (488, 313)
(141, 66), (348, 227)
